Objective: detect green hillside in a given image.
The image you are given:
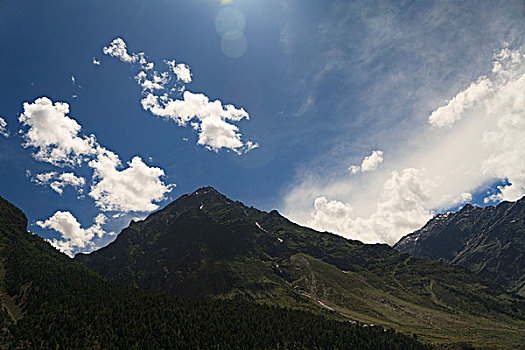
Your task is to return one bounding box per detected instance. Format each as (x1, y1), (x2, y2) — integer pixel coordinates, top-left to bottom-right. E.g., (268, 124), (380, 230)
(0, 195), (429, 349)
(76, 187), (525, 349)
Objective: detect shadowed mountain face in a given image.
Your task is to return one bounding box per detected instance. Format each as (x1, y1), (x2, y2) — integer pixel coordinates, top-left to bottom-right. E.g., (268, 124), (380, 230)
(395, 199), (525, 297)
(0, 195), (431, 350)
(76, 187), (525, 348)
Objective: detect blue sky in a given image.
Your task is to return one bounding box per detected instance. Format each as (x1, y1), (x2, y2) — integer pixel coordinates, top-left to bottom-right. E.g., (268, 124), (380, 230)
(1, 0), (525, 255)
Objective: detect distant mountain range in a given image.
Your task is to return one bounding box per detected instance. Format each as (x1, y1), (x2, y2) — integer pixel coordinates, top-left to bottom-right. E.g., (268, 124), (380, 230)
(0, 194), (430, 349)
(395, 198), (525, 297)
(76, 187), (525, 349)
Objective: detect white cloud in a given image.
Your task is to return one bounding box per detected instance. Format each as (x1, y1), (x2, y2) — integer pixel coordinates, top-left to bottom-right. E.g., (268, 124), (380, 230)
(348, 165), (360, 174)
(32, 171), (86, 195)
(361, 150), (384, 172)
(244, 140), (259, 152)
(18, 95), (175, 255)
(103, 38), (139, 64)
(88, 150), (175, 212)
(103, 37), (256, 153)
(428, 77), (493, 127)
(165, 60), (192, 83)
(18, 97), (96, 166)
(457, 192), (473, 204)
(135, 71), (168, 92)
(197, 116), (244, 152)
(283, 46), (525, 245)
(141, 91), (249, 124)
(92, 57), (101, 66)
(348, 150), (384, 174)
(141, 91), (255, 153)
(309, 168), (434, 244)
(0, 117), (8, 137)
(19, 97), (175, 213)
(37, 211), (111, 257)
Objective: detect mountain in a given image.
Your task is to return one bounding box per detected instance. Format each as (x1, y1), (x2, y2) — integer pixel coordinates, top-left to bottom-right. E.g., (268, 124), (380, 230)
(394, 198), (525, 297)
(76, 187), (525, 349)
(0, 195), (430, 349)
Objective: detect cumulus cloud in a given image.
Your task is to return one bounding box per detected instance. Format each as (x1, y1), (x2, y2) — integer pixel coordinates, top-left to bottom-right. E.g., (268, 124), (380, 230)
(141, 91), (256, 153)
(349, 150), (384, 174)
(32, 171), (86, 195)
(92, 57), (101, 66)
(165, 60), (192, 83)
(37, 211), (112, 257)
(135, 71), (168, 92)
(140, 91), (250, 124)
(284, 46), (525, 245)
(348, 165), (360, 174)
(196, 116), (244, 151)
(19, 97), (175, 213)
(18, 97), (96, 166)
(0, 117), (8, 137)
(88, 150), (175, 212)
(310, 169), (434, 244)
(103, 38), (139, 64)
(361, 150), (384, 172)
(103, 37), (257, 153)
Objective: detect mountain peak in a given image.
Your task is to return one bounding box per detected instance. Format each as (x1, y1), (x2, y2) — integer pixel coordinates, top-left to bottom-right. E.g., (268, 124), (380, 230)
(460, 203), (475, 211)
(183, 186), (234, 206)
(154, 186), (239, 220)
(191, 186), (223, 197)
(191, 186), (221, 195)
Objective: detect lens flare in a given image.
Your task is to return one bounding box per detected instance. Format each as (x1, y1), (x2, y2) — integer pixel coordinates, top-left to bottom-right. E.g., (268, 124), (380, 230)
(221, 34), (247, 58)
(215, 7), (245, 40)
(215, 4), (247, 58)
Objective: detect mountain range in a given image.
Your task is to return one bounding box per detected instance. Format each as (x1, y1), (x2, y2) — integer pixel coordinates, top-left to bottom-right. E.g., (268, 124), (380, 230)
(75, 187), (525, 349)
(0, 194), (430, 349)
(395, 198), (525, 297)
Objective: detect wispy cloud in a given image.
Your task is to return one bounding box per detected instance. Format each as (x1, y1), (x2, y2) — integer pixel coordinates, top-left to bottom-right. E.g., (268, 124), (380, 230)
(284, 46), (525, 245)
(281, 1), (525, 245)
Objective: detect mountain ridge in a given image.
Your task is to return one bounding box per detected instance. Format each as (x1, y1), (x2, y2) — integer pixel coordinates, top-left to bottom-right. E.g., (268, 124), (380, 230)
(0, 194), (430, 349)
(394, 197), (525, 297)
(76, 187), (525, 348)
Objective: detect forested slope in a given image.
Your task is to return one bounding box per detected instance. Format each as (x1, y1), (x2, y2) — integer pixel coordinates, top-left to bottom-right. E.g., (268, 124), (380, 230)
(0, 195), (428, 349)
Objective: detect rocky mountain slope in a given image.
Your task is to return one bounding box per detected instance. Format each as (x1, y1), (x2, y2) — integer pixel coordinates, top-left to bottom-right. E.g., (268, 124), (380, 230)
(395, 198), (525, 297)
(0, 195), (429, 349)
(76, 187), (525, 348)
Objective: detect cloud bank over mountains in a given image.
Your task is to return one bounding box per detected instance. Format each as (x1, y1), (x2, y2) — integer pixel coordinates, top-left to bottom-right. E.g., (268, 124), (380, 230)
(103, 38), (258, 154)
(284, 47), (525, 245)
